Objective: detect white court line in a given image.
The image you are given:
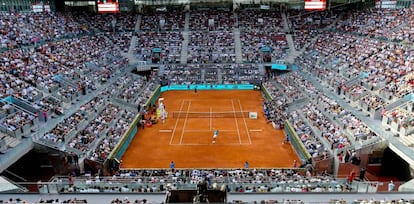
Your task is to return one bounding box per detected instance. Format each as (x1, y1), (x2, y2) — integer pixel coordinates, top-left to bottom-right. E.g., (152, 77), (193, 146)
(170, 100), (185, 145)
(231, 99), (242, 144)
(185, 129), (237, 132)
(170, 143), (251, 146)
(249, 129), (263, 132)
(238, 99), (252, 144)
(179, 100), (192, 145)
(159, 129), (173, 132)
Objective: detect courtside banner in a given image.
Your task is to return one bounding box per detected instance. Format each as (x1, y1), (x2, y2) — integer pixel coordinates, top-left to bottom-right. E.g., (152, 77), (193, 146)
(161, 84), (254, 92)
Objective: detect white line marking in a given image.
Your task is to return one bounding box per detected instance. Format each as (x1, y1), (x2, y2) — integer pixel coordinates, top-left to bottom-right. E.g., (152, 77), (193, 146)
(249, 129), (263, 132)
(238, 99), (252, 144)
(179, 100), (191, 145)
(185, 129), (236, 133)
(170, 143), (251, 146)
(170, 100), (185, 145)
(231, 99), (242, 144)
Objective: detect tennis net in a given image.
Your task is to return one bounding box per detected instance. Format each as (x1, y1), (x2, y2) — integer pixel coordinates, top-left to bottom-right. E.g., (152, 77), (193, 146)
(172, 111), (250, 118)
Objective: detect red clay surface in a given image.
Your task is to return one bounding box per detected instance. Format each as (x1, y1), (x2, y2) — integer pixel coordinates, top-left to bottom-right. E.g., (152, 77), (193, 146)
(121, 90), (300, 169)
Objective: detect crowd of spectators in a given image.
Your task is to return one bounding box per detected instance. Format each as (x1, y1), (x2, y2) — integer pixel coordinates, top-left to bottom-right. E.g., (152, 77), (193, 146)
(68, 103), (121, 153)
(0, 109), (37, 133)
(0, 32), (125, 104)
(295, 8), (414, 146)
(58, 168), (357, 194)
(262, 81), (288, 127)
(0, 12), (89, 49)
(335, 8), (411, 42)
(161, 64), (200, 84)
(116, 75), (147, 103)
(382, 103), (414, 133)
(2, 8), (414, 200)
(300, 29), (414, 98)
(274, 73), (306, 103)
(132, 81), (157, 108)
(190, 9), (235, 31)
(89, 109), (136, 162)
(238, 9), (283, 31)
(105, 32), (133, 53)
(136, 31), (183, 64)
(343, 84), (367, 101)
(302, 102), (351, 150)
(78, 13), (137, 32)
(289, 110), (328, 160)
(162, 64), (262, 85)
(359, 94), (387, 114)
(287, 9), (340, 50)
(238, 9), (287, 63)
(0, 197), (88, 203)
(379, 71), (414, 101)
(42, 96), (106, 144)
(316, 94), (378, 143)
(188, 31), (235, 64)
(140, 9), (185, 31)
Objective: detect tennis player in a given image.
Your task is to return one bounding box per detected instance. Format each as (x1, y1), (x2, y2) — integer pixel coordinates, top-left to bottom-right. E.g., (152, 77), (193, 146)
(212, 129), (219, 144)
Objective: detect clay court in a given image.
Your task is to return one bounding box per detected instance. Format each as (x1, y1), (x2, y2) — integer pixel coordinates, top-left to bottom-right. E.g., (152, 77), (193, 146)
(121, 90), (300, 169)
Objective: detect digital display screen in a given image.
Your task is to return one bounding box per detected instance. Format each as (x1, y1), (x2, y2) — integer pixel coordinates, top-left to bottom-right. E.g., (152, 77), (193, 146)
(97, 0), (119, 13)
(304, 0), (327, 10)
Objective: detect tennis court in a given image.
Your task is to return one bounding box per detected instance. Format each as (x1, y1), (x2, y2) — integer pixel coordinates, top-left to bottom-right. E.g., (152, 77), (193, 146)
(121, 90), (300, 169)
(168, 99), (253, 145)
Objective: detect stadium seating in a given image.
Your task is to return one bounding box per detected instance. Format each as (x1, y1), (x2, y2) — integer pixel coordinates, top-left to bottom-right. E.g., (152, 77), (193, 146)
(0, 5), (414, 204)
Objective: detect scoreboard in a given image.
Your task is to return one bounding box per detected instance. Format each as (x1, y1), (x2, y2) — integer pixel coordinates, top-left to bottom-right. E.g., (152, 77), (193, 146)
(97, 0), (119, 13)
(304, 0), (327, 10)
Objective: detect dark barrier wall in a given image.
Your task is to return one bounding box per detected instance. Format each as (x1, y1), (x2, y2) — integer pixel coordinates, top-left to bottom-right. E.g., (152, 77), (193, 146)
(381, 147), (411, 181)
(260, 84), (273, 100)
(108, 86), (161, 163)
(284, 120), (312, 163)
(145, 85), (161, 108)
(168, 190), (227, 203)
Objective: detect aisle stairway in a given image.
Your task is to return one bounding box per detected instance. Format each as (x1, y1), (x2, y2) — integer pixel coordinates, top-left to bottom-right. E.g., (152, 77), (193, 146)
(134, 14), (141, 32)
(234, 29), (243, 63)
(180, 12), (190, 64)
(285, 34), (297, 63)
(281, 12), (290, 32)
(122, 15), (141, 64)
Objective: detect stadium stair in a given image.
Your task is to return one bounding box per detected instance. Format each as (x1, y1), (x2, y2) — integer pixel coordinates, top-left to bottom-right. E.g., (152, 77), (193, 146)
(121, 15), (140, 64)
(180, 32), (189, 64)
(399, 134), (414, 147)
(281, 12), (290, 32)
(124, 35), (138, 64)
(5, 136), (20, 149)
(180, 12), (190, 64)
(134, 14), (141, 32)
(234, 28), (243, 63)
